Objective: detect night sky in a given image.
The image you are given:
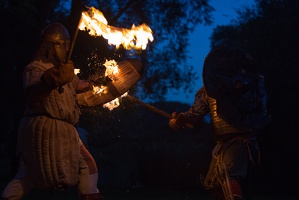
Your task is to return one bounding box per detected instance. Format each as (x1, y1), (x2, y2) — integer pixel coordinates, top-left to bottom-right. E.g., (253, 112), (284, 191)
(166, 0), (256, 104)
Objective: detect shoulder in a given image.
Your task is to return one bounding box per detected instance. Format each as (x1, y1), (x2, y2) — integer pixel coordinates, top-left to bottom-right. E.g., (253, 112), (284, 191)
(25, 60), (54, 72)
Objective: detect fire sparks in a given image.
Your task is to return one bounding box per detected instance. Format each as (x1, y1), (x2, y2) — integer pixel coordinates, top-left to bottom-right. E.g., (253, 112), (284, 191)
(92, 60), (127, 110)
(79, 6), (154, 50)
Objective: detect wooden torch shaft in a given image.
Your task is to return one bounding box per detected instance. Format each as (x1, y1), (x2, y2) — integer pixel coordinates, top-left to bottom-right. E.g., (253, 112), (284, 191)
(126, 95), (172, 119)
(126, 95), (193, 128)
(66, 16), (82, 63)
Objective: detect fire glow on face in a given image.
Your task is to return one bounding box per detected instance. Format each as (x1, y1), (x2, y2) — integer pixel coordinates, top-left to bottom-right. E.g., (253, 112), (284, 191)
(79, 6), (154, 50)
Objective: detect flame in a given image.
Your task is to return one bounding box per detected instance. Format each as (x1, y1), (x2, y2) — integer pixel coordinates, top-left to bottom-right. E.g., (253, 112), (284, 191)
(74, 68), (80, 75)
(92, 59), (118, 96)
(103, 92), (128, 111)
(79, 6), (154, 50)
(91, 60), (129, 110)
(92, 85), (108, 95)
(103, 59), (119, 81)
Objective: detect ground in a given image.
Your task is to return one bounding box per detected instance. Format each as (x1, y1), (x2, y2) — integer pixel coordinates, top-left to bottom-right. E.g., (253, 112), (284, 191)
(0, 179), (297, 200)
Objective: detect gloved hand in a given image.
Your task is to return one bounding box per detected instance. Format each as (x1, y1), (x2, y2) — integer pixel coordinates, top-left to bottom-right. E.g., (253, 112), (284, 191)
(58, 61), (75, 83)
(42, 61), (75, 87)
(169, 112), (186, 131)
(76, 80), (93, 93)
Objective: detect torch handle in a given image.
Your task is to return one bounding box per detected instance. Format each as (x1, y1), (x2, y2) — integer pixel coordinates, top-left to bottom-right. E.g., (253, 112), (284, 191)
(66, 16), (82, 63)
(126, 95), (193, 129)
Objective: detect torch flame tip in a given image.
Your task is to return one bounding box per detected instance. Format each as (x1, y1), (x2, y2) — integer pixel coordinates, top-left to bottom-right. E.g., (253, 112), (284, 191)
(79, 6), (154, 50)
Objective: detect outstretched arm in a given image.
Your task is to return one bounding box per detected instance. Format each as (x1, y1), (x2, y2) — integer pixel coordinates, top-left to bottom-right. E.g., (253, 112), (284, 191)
(169, 87), (210, 131)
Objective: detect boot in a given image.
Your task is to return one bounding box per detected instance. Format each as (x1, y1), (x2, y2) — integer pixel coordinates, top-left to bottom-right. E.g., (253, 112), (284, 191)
(233, 194), (245, 200)
(80, 193), (102, 200)
(231, 179), (244, 200)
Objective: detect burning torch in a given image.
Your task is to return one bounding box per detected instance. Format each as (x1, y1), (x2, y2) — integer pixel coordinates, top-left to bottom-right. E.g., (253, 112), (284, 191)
(69, 6), (193, 128)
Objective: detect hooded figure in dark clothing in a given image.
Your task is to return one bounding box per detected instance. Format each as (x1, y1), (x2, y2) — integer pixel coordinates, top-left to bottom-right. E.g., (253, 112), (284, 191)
(169, 46), (271, 200)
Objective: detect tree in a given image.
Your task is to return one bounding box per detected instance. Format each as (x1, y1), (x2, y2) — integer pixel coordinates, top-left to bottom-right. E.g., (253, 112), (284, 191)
(0, 0), (214, 105)
(59, 0), (214, 101)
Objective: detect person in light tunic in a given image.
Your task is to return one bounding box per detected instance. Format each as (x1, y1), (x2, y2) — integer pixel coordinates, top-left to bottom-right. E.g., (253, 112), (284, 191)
(1, 23), (102, 200)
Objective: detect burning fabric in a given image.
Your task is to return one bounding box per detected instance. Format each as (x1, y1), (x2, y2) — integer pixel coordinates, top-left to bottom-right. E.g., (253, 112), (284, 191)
(79, 6), (154, 50)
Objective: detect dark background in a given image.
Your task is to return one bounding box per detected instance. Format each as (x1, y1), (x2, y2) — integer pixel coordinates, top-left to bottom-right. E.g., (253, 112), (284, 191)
(0, 0), (298, 199)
